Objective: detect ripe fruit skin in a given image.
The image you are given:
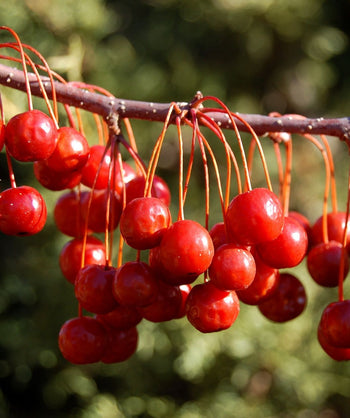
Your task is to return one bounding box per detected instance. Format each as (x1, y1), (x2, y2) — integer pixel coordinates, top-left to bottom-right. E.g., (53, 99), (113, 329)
(113, 261), (159, 307)
(138, 280), (183, 322)
(149, 245), (199, 286)
(176, 284), (192, 319)
(125, 175), (171, 206)
(0, 186), (47, 236)
(310, 212), (350, 250)
(44, 126), (90, 172)
(208, 244), (256, 291)
(120, 197), (171, 250)
(54, 190), (90, 237)
(34, 160), (82, 191)
(96, 305), (143, 330)
(0, 118), (5, 151)
(80, 144), (111, 189)
(307, 241), (349, 287)
(58, 316), (107, 364)
(5, 110), (58, 162)
(185, 281), (240, 333)
(256, 216), (308, 269)
(80, 145), (137, 192)
(258, 273), (307, 322)
(81, 189), (122, 233)
(159, 219), (214, 279)
(236, 252), (280, 305)
(226, 188), (284, 246)
(59, 236), (106, 284)
(75, 264), (118, 314)
(318, 300), (350, 348)
(317, 324), (350, 361)
(209, 222), (228, 250)
(100, 325), (138, 364)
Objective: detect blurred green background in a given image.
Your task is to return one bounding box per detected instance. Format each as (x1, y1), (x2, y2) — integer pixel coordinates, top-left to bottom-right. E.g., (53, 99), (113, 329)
(1, 1), (350, 417)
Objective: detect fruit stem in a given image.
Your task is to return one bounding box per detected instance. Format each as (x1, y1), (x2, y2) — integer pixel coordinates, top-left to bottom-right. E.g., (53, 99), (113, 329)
(0, 27), (33, 111)
(5, 149), (16, 188)
(320, 134), (338, 213)
(302, 133), (331, 244)
(176, 116), (185, 221)
(144, 102), (177, 199)
(195, 111), (242, 207)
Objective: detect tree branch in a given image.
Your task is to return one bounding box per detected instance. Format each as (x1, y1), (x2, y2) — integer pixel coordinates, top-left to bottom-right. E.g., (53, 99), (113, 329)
(1, 63), (350, 144)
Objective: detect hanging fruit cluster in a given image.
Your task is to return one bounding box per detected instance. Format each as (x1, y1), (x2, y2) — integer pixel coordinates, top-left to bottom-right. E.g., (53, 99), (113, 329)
(0, 27), (350, 365)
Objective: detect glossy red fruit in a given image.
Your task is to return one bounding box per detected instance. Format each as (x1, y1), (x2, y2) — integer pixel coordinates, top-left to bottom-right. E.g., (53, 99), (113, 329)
(317, 324), (350, 361)
(80, 145), (136, 191)
(318, 300), (350, 348)
(258, 273), (307, 322)
(125, 175), (171, 206)
(34, 160), (82, 191)
(80, 144), (111, 189)
(289, 211), (312, 241)
(225, 188), (284, 246)
(5, 110), (57, 162)
(176, 284), (192, 319)
(54, 190), (90, 237)
(209, 222), (228, 250)
(0, 118), (5, 152)
(138, 280), (183, 322)
(149, 245), (198, 286)
(81, 189), (122, 233)
(209, 244), (256, 291)
(44, 126), (90, 173)
(120, 197), (171, 250)
(310, 212), (350, 250)
(59, 236), (106, 284)
(159, 220), (214, 281)
(113, 261), (159, 307)
(0, 185), (47, 236)
(58, 316), (107, 364)
(96, 305), (143, 330)
(75, 264), (118, 314)
(307, 241), (349, 287)
(113, 161), (137, 196)
(236, 252), (280, 305)
(100, 325), (138, 364)
(256, 216), (308, 269)
(185, 281), (240, 333)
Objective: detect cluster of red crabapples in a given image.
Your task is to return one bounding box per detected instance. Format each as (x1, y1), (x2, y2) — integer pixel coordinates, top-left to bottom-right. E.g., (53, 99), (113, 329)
(1, 102), (350, 364)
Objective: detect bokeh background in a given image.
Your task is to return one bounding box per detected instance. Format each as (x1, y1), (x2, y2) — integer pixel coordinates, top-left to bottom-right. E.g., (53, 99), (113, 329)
(1, 1), (350, 417)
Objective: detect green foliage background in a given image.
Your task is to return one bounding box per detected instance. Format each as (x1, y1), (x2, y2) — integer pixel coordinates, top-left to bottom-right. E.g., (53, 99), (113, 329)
(1, 1), (350, 417)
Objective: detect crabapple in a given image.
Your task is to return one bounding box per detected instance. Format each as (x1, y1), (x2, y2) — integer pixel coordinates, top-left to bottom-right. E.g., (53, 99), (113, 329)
(226, 188), (284, 246)
(5, 109), (57, 162)
(0, 185), (47, 236)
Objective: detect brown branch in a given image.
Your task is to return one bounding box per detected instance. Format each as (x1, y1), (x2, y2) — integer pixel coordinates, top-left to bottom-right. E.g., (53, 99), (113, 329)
(1, 62), (350, 143)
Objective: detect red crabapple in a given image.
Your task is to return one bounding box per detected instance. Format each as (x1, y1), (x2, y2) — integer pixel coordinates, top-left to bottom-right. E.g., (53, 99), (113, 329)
(75, 264), (118, 314)
(44, 126), (90, 173)
(159, 219), (214, 281)
(113, 261), (159, 307)
(256, 215), (308, 269)
(226, 188), (284, 246)
(58, 316), (107, 364)
(318, 300), (350, 348)
(120, 197), (171, 250)
(0, 185), (47, 236)
(5, 110), (57, 162)
(208, 244), (256, 291)
(59, 236), (106, 284)
(258, 273), (307, 322)
(185, 281), (240, 333)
